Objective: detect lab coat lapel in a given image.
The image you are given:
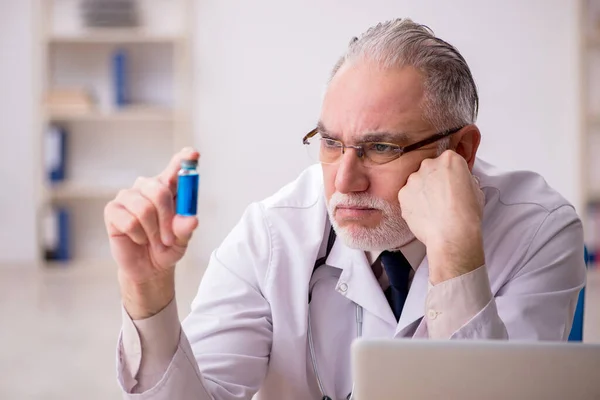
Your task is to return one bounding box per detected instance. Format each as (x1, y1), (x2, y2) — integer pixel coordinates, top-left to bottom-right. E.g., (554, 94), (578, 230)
(326, 239), (397, 327)
(396, 256), (429, 336)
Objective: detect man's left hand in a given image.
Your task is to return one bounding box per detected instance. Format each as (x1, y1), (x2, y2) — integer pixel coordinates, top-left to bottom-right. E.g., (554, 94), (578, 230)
(398, 150), (485, 285)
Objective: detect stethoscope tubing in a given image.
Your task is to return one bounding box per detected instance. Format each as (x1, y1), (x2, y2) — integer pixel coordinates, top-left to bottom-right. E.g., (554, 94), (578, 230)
(308, 301), (364, 400)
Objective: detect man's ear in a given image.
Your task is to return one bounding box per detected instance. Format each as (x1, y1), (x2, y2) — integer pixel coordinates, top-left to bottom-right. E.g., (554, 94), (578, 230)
(452, 125), (481, 171)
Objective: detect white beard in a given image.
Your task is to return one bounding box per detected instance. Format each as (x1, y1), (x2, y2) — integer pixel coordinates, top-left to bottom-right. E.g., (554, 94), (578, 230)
(326, 192), (415, 252)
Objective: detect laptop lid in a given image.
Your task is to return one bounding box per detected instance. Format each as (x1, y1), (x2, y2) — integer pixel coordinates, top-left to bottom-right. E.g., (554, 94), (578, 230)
(351, 339), (600, 400)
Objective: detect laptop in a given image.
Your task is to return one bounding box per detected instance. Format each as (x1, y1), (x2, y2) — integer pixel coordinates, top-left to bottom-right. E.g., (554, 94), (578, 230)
(351, 339), (600, 400)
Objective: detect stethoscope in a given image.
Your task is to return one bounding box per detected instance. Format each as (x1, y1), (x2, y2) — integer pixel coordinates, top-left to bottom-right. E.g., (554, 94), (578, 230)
(308, 301), (363, 400)
(308, 228), (363, 400)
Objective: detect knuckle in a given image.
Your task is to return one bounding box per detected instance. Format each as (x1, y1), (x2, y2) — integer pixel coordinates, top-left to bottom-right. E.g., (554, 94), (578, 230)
(443, 150), (458, 162)
(151, 179), (172, 200)
(116, 188), (131, 201)
(398, 188), (407, 202)
(122, 215), (140, 234)
(103, 201), (116, 221)
(136, 198), (154, 221)
(433, 151), (453, 168)
(406, 171), (419, 185)
(104, 199), (116, 213)
(421, 157), (434, 168)
(134, 176), (149, 188)
(143, 179), (173, 208)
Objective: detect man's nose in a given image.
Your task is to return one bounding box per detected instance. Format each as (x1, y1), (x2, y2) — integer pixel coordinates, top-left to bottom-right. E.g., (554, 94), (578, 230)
(334, 149), (369, 194)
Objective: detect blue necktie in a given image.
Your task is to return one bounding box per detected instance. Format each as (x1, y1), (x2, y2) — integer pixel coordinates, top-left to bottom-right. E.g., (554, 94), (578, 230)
(380, 250), (412, 321)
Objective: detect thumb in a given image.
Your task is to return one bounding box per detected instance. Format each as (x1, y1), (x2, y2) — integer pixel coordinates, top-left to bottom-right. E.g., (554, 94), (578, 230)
(172, 215), (199, 247)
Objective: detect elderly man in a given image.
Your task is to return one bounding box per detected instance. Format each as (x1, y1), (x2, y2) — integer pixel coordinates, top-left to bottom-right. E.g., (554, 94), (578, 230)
(105, 18), (586, 400)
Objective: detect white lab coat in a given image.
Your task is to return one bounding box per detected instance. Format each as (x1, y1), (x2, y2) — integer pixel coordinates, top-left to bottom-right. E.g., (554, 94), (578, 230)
(119, 158), (586, 400)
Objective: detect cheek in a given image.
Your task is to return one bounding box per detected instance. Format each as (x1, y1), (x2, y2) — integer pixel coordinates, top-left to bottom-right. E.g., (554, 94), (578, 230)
(322, 165), (337, 200)
(376, 155), (427, 197)
(369, 171), (411, 203)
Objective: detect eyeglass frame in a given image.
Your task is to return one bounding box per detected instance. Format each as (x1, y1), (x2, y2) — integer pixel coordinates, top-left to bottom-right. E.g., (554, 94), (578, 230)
(302, 125), (465, 165)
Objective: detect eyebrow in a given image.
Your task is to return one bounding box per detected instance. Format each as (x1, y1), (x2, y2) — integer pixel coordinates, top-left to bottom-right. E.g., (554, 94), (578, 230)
(360, 132), (411, 144)
(316, 121), (411, 144)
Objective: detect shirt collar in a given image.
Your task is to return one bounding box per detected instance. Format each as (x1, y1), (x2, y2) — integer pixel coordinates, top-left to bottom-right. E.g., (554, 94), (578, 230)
(366, 239), (426, 271)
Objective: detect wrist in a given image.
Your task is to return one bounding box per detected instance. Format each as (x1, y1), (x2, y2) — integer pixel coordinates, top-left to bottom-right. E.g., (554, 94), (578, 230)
(426, 230), (485, 285)
(119, 271), (176, 320)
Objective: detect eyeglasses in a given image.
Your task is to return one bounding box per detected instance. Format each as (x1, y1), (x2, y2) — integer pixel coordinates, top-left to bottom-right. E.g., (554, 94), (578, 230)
(302, 126), (464, 167)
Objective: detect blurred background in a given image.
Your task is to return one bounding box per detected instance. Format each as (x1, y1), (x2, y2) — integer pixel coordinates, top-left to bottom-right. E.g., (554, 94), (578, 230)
(0, 0), (599, 398)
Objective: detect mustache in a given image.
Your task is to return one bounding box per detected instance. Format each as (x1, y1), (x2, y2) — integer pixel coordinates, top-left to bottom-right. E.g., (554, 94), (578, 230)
(328, 192), (388, 210)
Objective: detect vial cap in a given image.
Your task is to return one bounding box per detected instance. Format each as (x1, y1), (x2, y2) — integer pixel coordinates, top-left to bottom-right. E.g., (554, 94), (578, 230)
(181, 159), (198, 169)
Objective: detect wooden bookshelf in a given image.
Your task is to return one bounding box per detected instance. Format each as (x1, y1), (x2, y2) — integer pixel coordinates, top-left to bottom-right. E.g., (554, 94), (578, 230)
(34, 0), (194, 267)
(47, 30), (185, 44)
(47, 105), (176, 123)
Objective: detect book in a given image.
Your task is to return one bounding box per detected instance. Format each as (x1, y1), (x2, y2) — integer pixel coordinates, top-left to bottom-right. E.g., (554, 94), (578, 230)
(43, 205), (71, 262)
(45, 125), (67, 183)
(80, 0), (139, 28)
(112, 48), (129, 108)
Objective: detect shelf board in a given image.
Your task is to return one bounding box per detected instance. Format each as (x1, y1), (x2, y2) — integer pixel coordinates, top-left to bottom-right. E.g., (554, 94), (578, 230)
(47, 29), (184, 44)
(48, 183), (120, 200)
(47, 106), (176, 122)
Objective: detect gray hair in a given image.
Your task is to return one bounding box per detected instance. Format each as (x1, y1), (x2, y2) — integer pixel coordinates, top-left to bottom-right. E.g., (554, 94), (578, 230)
(329, 18), (479, 133)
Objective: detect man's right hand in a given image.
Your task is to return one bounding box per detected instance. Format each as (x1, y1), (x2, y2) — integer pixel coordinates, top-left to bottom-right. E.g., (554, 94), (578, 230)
(104, 148), (200, 319)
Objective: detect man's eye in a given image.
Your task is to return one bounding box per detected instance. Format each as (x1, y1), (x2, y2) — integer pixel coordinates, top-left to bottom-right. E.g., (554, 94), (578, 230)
(322, 139), (340, 148)
(368, 143), (395, 153)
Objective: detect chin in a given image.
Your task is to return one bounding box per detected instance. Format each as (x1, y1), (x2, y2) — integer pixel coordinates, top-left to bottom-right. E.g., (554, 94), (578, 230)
(335, 226), (390, 251)
(331, 222), (413, 252)
(335, 217), (381, 230)
(326, 194), (415, 251)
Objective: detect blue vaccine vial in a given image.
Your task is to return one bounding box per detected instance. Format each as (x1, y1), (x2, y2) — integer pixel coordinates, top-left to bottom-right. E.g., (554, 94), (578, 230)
(176, 159), (199, 216)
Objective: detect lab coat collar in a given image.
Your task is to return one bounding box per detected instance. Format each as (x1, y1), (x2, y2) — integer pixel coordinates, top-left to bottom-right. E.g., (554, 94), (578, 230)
(326, 237), (397, 327)
(325, 235), (429, 333)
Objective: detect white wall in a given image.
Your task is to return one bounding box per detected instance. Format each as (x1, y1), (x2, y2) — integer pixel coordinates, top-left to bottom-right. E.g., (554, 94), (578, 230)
(0, 0), (582, 265)
(0, 0), (38, 264)
(192, 0), (582, 264)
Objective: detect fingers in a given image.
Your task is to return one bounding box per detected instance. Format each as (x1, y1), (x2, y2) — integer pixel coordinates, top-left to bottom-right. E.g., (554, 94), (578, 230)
(158, 147), (200, 195)
(134, 177), (175, 246)
(172, 214), (199, 247)
(104, 201), (148, 245)
(113, 188), (162, 247)
(105, 147), (200, 249)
